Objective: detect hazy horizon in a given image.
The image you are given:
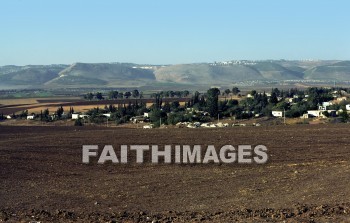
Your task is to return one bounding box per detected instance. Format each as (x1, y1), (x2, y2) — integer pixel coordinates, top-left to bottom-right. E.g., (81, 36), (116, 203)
(0, 59), (348, 67)
(1, 0), (350, 66)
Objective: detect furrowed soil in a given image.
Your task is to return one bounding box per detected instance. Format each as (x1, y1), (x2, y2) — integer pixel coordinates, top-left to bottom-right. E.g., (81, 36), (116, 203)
(1, 125), (350, 222)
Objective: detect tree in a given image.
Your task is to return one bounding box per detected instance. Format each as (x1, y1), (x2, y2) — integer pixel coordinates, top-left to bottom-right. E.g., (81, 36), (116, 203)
(43, 108), (49, 117)
(182, 90), (190, 97)
(162, 102), (171, 113)
(193, 91), (200, 105)
(270, 92), (278, 105)
(150, 108), (167, 127)
(108, 104), (117, 113)
(340, 111), (349, 123)
(56, 106), (64, 119)
(74, 118), (83, 126)
(167, 112), (184, 125)
(232, 87), (240, 95)
(132, 89), (140, 98)
(96, 92), (103, 100)
(42, 108), (50, 121)
(85, 92), (94, 100)
(20, 110), (28, 119)
(224, 89), (231, 96)
(206, 88), (220, 117)
(108, 90), (119, 99)
(171, 101), (180, 110)
(124, 91), (131, 99)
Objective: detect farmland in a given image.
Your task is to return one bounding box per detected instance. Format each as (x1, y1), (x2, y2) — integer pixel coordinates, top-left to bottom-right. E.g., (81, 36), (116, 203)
(1, 125), (350, 222)
(0, 97), (190, 116)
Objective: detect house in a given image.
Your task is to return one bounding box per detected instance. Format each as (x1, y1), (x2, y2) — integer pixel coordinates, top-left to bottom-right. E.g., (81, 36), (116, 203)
(143, 112), (149, 118)
(130, 116), (145, 123)
(102, 113), (111, 118)
(346, 104), (350, 111)
(322, 101), (333, 107)
(318, 106), (327, 111)
(72, 114), (90, 120)
(26, 115), (35, 120)
(72, 114), (80, 119)
(272, 111), (283, 118)
(307, 110), (323, 118)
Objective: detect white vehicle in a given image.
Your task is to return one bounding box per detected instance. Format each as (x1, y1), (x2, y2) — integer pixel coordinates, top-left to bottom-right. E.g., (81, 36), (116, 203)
(143, 124), (153, 129)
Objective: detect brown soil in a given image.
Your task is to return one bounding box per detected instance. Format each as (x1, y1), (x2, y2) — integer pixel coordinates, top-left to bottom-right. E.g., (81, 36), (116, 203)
(1, 125), (350, 222)
(0, 98), (190, 115)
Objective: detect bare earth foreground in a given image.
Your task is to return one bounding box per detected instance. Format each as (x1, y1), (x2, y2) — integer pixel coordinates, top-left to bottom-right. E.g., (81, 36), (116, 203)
(1, 125), (350, 222)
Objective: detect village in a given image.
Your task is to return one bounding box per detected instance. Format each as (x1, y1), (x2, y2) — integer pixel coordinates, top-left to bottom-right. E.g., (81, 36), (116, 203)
(1, 87), (350, 128)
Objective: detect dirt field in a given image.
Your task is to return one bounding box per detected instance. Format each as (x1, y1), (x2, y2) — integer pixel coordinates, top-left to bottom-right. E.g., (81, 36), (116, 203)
(0, 98), (189, 115)
(1, 125), (350, 222)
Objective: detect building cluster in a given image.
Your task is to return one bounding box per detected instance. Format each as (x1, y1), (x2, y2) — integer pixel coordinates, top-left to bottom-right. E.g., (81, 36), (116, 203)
(272, 90), (350, 119)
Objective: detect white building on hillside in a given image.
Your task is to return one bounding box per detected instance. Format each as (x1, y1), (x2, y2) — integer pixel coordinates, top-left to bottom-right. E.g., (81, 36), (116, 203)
(27, 115), (35, 120)
(346, 104), (350, 111)
(307, 110), (323, 117)
(272, 111), (283, 118)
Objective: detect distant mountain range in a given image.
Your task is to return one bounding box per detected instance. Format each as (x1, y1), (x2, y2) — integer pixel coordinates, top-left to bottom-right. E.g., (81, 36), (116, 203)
(0, 60), (349, 89)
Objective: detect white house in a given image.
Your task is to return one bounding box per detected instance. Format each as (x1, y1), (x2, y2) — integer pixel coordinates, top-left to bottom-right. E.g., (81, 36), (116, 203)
(318, 106), (327, 111)
(322, 101), (333, 107)
(26, 115), (35, 120)
(102, 113), (111, 118)
(307, 110), (323, 117)
(143, 112), (149, 118)
(72, 114), (90, 120)
(346, 104), (350, 111)
(72, 114), (80, 120)
(272, 111), (283, 117)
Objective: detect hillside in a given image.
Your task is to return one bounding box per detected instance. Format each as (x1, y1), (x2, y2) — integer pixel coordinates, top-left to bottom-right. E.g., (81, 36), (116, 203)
(0, 60), (349, 88)
(249, 62), (304, 80)
(304, 61), (350, 80)
(154, 63), (264, 84)
(47, 63), (156, 86)
(0, 65), (67, 86)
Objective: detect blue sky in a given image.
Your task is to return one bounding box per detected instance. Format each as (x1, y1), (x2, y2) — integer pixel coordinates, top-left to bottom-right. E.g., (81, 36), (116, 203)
(1, 0), (349, 65)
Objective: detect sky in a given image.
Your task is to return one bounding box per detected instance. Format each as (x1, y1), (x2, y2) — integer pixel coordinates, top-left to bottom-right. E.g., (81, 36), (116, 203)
(1, 0), (350, 65)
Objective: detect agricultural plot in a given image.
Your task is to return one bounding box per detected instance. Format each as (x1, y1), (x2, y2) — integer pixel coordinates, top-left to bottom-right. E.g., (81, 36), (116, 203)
(1, 125), (350, 222)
